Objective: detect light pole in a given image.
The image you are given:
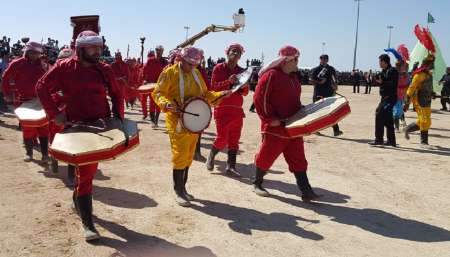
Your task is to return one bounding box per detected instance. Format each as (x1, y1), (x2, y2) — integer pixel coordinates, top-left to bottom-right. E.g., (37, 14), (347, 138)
(184, 26), (190, 40)
(352, 0), (362, 71)
(322, 42), (326, 54)
(387, 25), (394, 48)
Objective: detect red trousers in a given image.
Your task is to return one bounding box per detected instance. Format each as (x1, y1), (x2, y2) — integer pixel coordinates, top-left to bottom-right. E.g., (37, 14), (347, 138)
(22, 124), (49, 140)
(255, 133), (308, 173)
(140, 93), (160, 118)
(74, 163), (98, 197)
(213, 117), (243, 150)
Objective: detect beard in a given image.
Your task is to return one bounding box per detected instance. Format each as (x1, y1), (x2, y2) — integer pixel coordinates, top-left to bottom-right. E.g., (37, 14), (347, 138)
(81, 49), (101, 64)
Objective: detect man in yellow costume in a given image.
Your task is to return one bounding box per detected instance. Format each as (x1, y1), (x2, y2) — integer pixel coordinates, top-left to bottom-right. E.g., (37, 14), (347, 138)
(403, 54), (435, 145)
(152, 47), (231, 207)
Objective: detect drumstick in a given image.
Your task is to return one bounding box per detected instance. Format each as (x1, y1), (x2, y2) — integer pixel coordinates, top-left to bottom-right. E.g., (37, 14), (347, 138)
(173, 99), (200, 117)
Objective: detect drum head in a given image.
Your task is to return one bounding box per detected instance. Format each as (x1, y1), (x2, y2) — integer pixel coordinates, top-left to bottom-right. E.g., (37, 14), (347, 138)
(182, 98), (212, 133)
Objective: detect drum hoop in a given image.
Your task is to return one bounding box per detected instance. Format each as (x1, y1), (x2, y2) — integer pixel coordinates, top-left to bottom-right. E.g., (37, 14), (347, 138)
(180, 97), (212, 133)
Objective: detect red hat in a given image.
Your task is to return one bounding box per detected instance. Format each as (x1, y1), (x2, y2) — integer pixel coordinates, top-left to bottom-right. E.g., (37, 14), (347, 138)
(180, 47), (202, 65)
(24, 42), (43, 53)
(225, 43), (245, 55)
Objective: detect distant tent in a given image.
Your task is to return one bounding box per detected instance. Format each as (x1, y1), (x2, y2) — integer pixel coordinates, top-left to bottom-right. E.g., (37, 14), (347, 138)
(409, 32), (447, 91)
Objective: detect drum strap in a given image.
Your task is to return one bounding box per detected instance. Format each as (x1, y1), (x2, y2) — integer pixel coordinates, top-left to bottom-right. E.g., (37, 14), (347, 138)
(178, 64), (203, 104)
(176, 64), (203, 133)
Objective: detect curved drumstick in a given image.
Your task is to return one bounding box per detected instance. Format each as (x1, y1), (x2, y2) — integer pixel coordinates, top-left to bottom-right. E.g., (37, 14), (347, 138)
(173, 99), (200, 117)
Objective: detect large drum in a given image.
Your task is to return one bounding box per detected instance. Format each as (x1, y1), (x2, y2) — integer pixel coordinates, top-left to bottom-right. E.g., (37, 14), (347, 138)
(137, 83), (157, 95)
(180, 97), (212, 133)
(285, 96), (351, 137)
(14, 99), (49, 127)
(49, 118), (139, 166)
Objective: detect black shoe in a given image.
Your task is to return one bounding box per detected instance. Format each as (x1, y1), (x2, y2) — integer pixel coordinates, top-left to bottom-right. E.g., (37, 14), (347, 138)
(50, 157), (59, 173)
(76, 194), (100, 241)
(333, 130), (343, 137)
(420, 131), (429, 145)
(206, 146), (219, 171)
(24, 139), (34, 162)
(252, 168), (269, 197)
(294, 172), (322, 203)
(67, 165), (75, 187)
(173, 169), (191, 207)
(368, 140), (384, 146)
(183, 167), (194, 201)
(226, 150), (241, 177)
(384, 141), (397, 147)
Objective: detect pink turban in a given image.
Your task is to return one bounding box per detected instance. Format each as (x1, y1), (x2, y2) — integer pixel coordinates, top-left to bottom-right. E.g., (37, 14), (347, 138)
(155, 45), (164, 50)
(180, 47), (202, 65)
(24, 42), (43, 53)
(75, 30), (103, 49)
(225, 43), (245, 55)
(168, 49), (181, 63)
(258, 45), (300, 76)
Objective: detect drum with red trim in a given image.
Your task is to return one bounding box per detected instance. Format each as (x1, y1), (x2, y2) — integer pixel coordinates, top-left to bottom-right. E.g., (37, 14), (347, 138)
(180, 97), (212, 133)
(137, 83), (157, 95)
(14, 99), (49, 127)
(49, 118), (139, 166)
(285, 96), (351, 137)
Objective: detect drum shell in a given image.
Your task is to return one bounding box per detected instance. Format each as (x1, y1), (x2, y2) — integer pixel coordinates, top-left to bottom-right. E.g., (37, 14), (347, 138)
(14, 99), (49, 127)
(49, 118), (139, 166)
(285, 97), (351, 137)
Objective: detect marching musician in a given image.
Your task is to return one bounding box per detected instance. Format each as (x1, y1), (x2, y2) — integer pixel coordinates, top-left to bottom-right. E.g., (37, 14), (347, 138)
(206, 43), (249, 176)
(143, 45), (167, 127)
(111, 51), (130, 107)
(403, 54), (435, 146)
(253, 45), (322, 202)
(36, 31), (124, 241)
(152, 47), (231, 207)
(310, 54), (343, 136)
(2, 42), (50, 163)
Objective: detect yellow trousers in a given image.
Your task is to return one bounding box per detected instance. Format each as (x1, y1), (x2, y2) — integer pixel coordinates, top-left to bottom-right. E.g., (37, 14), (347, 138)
(169, 132), (199, 169)
(415, 106), (431, 131)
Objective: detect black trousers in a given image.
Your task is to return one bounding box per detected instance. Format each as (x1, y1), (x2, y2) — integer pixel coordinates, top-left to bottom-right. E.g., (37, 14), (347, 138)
(441, 88), (450, 110)
(353, 82), (360, 93)
(365, 83), (372, 94)
(375, 100), (396, 143)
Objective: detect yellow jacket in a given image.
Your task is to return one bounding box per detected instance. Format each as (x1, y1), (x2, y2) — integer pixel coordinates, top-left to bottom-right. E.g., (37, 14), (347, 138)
(152, 63), (222, 133)
(406, 71), (433, 108)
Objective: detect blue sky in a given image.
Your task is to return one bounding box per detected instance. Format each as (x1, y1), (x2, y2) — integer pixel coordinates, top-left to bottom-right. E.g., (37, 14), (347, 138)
(2, 0), (449, 71)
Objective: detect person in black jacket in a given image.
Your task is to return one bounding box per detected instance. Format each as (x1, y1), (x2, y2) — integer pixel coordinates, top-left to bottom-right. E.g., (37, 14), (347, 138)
(439, 67), (450, 111)
(369, 54), (398, 147)
(310, 54), (343, 136)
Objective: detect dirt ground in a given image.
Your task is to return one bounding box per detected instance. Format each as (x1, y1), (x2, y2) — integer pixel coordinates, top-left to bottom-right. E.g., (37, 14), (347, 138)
(0, 86), (449, 257)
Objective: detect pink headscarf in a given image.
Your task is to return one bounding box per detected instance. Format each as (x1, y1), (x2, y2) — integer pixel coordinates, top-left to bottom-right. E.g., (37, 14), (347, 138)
(258, 45), (300, 76)
(75, 30), (103, 49)
(180, 47), (202, 65)
(24, 42), (44, 53)
(225, 43), (245, 55)
(155, 45), (164, 50)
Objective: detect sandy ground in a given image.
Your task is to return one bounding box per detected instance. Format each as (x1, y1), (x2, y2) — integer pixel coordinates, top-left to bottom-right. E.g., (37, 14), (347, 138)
(0, 86), (449, 257)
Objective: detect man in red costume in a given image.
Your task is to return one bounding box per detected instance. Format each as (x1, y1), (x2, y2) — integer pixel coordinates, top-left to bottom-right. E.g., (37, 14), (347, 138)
(253, 45), (321, 202)
(126, 58), (140, 108)
(206, 43), (248, 176)
(143, 45), (168, 127)
(36, 30), (124, 241)
(2, 41), (49, 162)
(111, 51), (130, 106)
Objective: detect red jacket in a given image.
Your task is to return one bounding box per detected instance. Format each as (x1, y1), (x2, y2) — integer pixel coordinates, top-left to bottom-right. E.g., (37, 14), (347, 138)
(254, 68), (302, 138)
(36, 56), (124, 122)
(143, 56), (167, 83)
(210, 63), (249, 119)
(2, 57), (46, 104)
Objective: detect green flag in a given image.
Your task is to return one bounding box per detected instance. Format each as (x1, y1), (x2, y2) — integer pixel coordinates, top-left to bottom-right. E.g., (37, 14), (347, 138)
(428, 12), (435, 24)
